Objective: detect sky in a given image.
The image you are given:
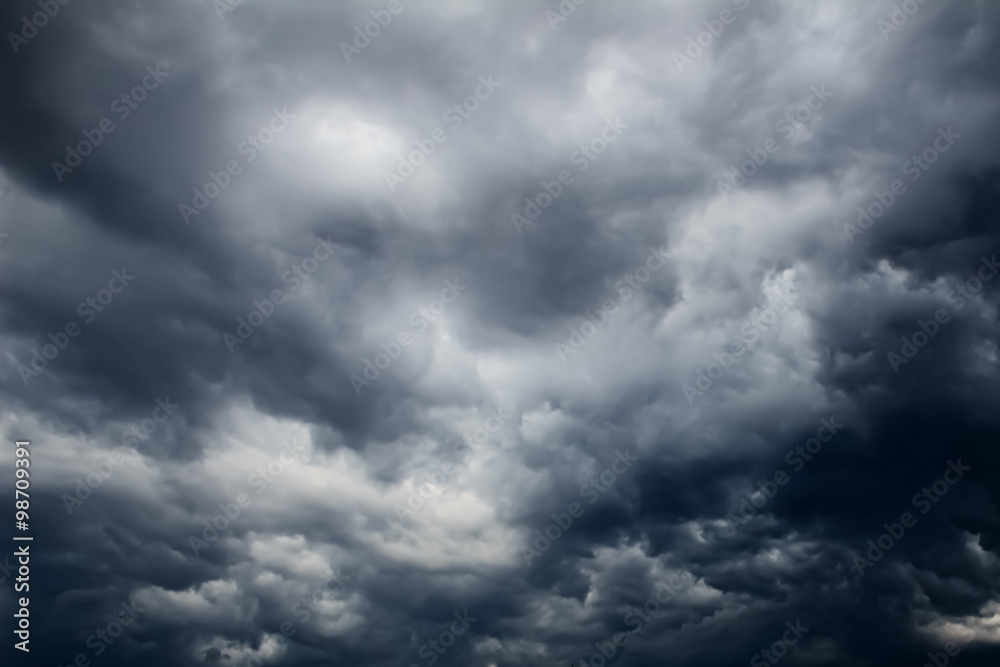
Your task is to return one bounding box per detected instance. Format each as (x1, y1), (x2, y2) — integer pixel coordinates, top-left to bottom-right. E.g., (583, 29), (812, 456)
(1, 1), (1000, 666)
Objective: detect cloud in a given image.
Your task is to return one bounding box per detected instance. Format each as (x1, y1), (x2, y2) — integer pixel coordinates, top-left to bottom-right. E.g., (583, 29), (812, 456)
(2, 0), (1000, 665)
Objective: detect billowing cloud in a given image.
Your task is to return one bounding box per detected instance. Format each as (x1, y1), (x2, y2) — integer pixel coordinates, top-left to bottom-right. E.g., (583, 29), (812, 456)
(2, 1), (1000, 666)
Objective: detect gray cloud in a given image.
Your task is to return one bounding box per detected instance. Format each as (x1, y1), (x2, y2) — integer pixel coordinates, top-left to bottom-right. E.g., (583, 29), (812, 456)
(2, 0), (1000, 666)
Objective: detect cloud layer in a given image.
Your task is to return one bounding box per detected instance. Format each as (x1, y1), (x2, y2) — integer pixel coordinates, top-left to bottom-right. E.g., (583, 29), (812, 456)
(2, 1), (1000, 666)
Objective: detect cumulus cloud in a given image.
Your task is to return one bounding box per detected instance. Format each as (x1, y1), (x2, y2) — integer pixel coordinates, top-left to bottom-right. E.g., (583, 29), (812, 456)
(2, 0), (1000, 666)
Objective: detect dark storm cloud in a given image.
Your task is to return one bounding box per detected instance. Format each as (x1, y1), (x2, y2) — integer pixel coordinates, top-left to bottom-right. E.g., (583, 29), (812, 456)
(2, 0), (1000, 666)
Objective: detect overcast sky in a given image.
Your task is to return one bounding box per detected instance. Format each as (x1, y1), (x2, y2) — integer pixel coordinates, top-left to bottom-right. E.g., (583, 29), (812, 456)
(2, 1), (1000, 666)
